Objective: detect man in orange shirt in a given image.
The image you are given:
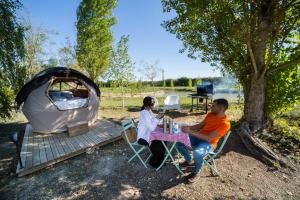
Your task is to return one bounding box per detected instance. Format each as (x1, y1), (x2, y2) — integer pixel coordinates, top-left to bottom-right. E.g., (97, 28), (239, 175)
(177, 98), (231, 183)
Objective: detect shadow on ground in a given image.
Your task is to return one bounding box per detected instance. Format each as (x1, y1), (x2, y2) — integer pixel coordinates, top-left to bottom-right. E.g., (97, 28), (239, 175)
(0, 122), (27, 197)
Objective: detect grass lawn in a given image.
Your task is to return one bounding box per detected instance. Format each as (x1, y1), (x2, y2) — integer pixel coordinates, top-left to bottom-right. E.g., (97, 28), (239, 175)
(100, 86), (196, 93)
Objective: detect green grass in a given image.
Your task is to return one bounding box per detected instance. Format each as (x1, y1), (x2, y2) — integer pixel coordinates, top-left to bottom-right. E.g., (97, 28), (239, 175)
(100, 86), (195, 93)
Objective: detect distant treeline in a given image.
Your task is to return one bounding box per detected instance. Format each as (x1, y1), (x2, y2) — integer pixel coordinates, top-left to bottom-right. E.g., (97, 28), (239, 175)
(101, 76), (225, 88)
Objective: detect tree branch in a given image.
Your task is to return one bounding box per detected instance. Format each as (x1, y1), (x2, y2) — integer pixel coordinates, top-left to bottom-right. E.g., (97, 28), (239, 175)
(259, 40), (275, 80)
(268, 56), (300, 75)
(247, 40), (258, 76)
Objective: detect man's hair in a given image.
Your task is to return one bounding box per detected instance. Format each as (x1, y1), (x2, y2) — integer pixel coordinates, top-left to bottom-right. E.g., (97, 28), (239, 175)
(213, 98), (229, 110)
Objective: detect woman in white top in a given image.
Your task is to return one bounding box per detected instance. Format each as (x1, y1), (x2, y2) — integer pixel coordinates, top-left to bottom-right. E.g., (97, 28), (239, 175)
(137, 96), (165, 168)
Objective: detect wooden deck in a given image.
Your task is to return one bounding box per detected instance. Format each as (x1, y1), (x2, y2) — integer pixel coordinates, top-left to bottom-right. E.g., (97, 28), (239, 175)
(16, 119), (123, 177)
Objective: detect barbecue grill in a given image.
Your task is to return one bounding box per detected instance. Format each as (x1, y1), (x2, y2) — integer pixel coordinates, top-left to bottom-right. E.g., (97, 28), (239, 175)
(188, 83), (214, 113)
(196, 83), (214, 96)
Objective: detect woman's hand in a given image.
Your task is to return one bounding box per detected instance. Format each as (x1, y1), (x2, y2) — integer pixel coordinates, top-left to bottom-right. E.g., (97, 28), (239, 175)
(156, 113), (164, 119)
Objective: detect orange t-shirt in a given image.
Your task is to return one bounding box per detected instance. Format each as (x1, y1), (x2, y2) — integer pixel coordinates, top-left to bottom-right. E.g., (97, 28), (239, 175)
(201, 112), (231, 148)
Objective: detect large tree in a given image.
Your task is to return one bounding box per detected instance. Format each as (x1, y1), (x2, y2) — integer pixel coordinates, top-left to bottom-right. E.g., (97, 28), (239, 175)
(23, 21), (49, 79)
(103, 35), (135, 107)
(162, 0), (300, 166)
(58, 37), (77, 69)
(0, 0), (25, 118)
(76, 0), (117, 83)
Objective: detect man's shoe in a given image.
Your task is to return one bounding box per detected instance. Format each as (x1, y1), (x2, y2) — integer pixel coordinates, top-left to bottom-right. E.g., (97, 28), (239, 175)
(186, 172), (200, 183)
(179, 160), (194, 167)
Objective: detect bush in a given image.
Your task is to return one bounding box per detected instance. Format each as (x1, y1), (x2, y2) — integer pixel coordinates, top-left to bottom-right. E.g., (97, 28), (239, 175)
(170, 79), (174, 87)
(266, 65), (300, 116)
(0, 85), (14, 119)
(188, 79), (193, 87)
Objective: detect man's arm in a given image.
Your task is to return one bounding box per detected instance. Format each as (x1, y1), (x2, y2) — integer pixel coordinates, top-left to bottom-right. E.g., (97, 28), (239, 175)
(182, 121), (205, 133)
(190, 121), (205, 131)
(187, 130), (219, 142)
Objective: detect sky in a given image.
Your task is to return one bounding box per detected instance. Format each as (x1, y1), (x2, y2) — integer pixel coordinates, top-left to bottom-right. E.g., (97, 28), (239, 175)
(21, 0), (221, 80)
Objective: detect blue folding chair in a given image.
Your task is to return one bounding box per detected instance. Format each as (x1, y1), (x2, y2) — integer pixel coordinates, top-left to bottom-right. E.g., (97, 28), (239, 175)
(121, 119), (152, 168)
(203, 131), (231, 176)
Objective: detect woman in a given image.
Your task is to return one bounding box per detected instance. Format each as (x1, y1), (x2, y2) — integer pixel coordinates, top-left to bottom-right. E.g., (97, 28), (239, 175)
(137, 96), (165, 168)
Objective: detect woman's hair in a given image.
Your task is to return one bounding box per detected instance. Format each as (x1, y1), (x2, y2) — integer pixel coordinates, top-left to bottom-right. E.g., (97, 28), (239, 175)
(141, 96), (155, 110)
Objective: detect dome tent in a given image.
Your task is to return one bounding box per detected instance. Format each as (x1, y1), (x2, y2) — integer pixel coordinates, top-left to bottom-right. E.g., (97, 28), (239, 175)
(16, 67), (100, 133)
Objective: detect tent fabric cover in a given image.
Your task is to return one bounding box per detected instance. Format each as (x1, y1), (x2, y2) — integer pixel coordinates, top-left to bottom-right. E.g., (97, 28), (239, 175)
(16, 67), (100, 106)
(16, 67), (100, 133)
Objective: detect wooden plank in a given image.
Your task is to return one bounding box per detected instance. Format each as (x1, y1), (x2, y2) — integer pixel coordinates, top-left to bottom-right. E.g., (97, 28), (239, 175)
(43, 135), (54, 161)
(32, 133), (41, 166)
(19, 124), (30, 169)
(57, 133), (72, 154)
(47, 135), (59, 160)
(86, 129), (102, 143)
(94, 131), (113, 143)
(76, 134), (91, 147)
(64, 136), (77, 152)
(25, 126), (34, 169)
(52, 134), (66, 157)
(72, 135), (88, 149)
(18, 134), (123, 177)
(67, 135), (82, 151)
(17, 120), (123, 176)
(83, 131), (99, 146)
(80, 133), (95, 146)
(38, 135), (47, 164)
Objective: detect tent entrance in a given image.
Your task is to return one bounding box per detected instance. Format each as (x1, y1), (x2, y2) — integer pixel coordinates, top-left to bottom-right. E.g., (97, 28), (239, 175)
(47, 78), (90, 110)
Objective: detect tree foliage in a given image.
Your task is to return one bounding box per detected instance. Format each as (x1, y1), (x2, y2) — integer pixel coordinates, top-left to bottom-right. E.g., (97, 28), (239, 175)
(23, 21), (49, 79)
(170, 79), (174, 87)
(58, 37), (78, 69)
(0, 0), (25, 118)
(162, 0), (300, 126)
(103, 35), (135, 87)
(76, 0), (117, 82)
(103, 35), (135, 107)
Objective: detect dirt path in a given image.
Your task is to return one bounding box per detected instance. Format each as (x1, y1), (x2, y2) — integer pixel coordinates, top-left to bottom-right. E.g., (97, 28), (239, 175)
(0, 115), (300, 200)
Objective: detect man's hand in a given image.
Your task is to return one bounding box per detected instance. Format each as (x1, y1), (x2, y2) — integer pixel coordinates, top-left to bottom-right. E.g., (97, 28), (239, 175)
(182, 126), (191, 133)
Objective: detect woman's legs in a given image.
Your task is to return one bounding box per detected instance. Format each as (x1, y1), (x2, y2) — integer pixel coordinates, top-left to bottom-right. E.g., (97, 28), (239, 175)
(137, 138), (149, 146)
(149, 140), (165, 168)
(137, 139), (165, 168)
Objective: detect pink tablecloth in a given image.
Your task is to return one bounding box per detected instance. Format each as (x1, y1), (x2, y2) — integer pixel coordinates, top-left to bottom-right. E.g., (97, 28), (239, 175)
(149, 128), (191, 148)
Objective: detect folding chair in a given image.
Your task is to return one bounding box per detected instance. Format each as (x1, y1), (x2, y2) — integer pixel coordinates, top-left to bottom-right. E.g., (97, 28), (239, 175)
(121, 119), (152, 168)
(163, 95), (181, 112)
(203, 131), (231, 176)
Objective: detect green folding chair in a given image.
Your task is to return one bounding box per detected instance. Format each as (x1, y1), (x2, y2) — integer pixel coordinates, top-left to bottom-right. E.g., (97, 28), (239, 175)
(121, 119), (152, 168)
(203, 131), (231, 176)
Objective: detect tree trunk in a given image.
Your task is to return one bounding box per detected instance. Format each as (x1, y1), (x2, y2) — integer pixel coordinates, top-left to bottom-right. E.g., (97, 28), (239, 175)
(243, 76), (267, 132)
(240, 75), (293, 169)
(121, 86), (125, 108)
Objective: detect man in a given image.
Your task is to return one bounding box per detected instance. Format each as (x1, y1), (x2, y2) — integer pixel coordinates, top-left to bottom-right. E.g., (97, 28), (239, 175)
(177, 98), (231, 183)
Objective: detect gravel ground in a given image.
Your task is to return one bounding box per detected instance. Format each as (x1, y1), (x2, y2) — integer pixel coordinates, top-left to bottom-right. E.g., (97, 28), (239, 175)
(0, 112), (300, 200)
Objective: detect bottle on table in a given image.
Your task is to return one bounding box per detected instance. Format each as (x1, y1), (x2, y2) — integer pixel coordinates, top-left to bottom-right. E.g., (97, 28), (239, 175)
(169, 119), (173, 134)
(163, 118), (167, 133)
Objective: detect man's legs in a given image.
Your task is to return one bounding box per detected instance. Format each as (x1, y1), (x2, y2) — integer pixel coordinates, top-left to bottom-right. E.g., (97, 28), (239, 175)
(177, 136), (212, 181)
(176, 135), (209, 163)
(176, 141), (192, 162)
(192, 139), (212, 173)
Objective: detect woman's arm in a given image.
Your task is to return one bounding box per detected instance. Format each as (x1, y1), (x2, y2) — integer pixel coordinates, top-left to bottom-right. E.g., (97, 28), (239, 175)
(141, 111), (159, 131)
